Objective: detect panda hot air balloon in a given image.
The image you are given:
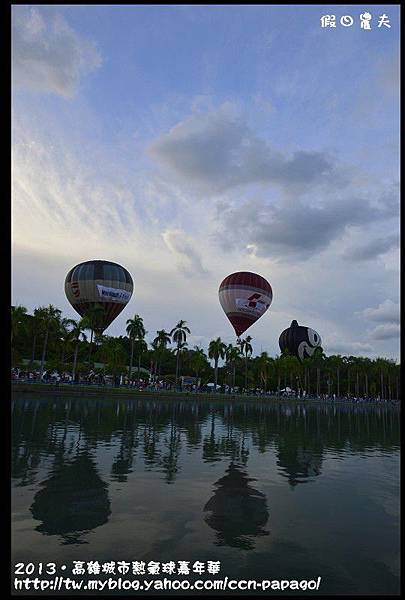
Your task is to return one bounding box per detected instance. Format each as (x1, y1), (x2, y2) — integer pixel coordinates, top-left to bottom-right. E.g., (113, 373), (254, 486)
(65, 260), (133, 333)
(279, 320), (322, 362)
(219, 272), (273, 340)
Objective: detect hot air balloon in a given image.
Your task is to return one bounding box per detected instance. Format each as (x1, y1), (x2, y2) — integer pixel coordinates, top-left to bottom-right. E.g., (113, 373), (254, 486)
(65, 260), (133, 333)
(279, 320), (322, 362)
(219, 272), (273, 340)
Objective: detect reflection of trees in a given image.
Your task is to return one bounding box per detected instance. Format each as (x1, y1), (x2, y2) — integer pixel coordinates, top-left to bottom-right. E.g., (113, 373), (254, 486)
(276, 437), (323, 487)
(203, 411), (249, 466)
(111, 412), (139, 482)
(12, 397), (400, 493)
(204, 463), (269, 550)
(30, 450), (111, 544)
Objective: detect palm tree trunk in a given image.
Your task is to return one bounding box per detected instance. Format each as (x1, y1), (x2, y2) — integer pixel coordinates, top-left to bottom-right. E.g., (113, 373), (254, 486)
(39, 326), (49, 380)
(88, 329), (94, 367)
(128, 338), (134, 382)
(365, 373), (368, 398)
(337, 368), (340, 397)
(316, 367), (320, 396)
(356, 371), (359, 397)
(380, 371), (384, 399)
(72, 342), (79, 382)
(245, 357), (248, 390)
(176, 349), (180, 384)
(31, 334), (37, 363)
(214, 358), (218, 390)
(138, 354), (141, 380)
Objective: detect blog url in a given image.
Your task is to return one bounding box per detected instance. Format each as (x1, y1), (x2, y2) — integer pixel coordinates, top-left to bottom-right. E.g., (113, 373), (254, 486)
(14, 576), (322, 592)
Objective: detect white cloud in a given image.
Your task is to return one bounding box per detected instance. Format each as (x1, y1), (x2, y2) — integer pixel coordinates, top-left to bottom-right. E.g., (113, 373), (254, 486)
(215, 189), (397, 261)
(343, 233), (399, 261)
(12, 6), (101, 97)
(324, 341), (374, 356)
(362, 300), (400, 324)
(149, 106), (334, 192)
(162, 229), (208, 276)
(11, 97), (400, 360)
(369, 324), (400, 341)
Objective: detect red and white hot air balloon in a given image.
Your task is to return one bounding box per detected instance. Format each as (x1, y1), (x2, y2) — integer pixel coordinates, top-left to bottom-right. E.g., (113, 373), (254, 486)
(218, 271), (273, 339)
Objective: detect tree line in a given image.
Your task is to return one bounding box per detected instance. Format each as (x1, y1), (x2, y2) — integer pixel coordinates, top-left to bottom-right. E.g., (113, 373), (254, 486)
(11, 304), (400, 399)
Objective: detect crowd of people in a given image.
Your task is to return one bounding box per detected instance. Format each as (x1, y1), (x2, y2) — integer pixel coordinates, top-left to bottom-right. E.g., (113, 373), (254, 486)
(11, 367), (399, 404)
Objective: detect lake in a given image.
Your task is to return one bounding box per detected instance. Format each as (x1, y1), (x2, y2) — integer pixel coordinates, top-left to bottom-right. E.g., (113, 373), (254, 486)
(12, 394), (400, 595)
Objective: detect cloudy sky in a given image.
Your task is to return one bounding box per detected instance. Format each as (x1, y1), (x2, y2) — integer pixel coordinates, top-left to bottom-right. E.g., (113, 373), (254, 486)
(11, 5), (400, 361)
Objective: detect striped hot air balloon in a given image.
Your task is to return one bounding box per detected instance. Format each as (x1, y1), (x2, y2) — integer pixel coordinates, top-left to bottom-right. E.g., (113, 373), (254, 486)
(219, 272), (273, 338)
(65, 260), (133, 333)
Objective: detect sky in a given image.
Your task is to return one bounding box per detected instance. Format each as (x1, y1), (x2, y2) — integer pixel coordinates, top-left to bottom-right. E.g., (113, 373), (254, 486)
(11, 5), (400, 361)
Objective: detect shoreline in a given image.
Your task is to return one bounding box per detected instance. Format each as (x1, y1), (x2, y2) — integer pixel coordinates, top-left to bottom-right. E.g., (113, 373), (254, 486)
(11, 383), (400, 408)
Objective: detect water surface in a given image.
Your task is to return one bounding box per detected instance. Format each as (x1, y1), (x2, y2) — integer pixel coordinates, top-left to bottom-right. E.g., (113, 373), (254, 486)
(12, 394), (400, 595)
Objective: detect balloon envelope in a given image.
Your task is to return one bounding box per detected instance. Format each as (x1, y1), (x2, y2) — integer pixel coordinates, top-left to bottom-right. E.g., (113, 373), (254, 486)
(279, 320), (322, 362)
(219, 272), (273, 337)
(65, 260), (133, 332)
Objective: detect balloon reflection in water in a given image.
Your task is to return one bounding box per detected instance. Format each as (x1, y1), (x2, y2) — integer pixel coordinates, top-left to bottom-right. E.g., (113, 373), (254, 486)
(30, 451), (111, 545)
(204, 463), (269, 550)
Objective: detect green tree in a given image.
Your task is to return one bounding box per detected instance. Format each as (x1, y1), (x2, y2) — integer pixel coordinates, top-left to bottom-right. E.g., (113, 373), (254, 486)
(81, 304), (105, 368)
(152, 329), (172, 378)
(170, 320), (191, 384)
(35, 305), (62, 379)
(134, 338), (148, 380)
(208, 338), (227, 390)
(173, 340), (188, 384)
(101, 338), (127, 379)
(225, 344), (242, 390)
(58, 318), (77, 365)
(190, 346), (208, 384)
(256, 351), (272, 392)
(240, 335), (253, 391)
(126, 314), (146, 382)
(11, 305), (27, 345)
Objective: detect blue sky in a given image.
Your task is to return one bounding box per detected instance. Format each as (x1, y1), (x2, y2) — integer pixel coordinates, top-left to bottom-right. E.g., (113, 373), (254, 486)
(12, 5), (400, 360)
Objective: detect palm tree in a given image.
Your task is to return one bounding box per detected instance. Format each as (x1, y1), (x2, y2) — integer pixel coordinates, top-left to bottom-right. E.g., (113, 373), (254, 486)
(312, 347), (326, 396)
(344, 356), (357, 396)
(208, 338), (227, 391)
(170, 320), (191, 384)
(101, 338), (127, 382)
(134, 338), (148, 380)
(70, 319), (88, 382)
(256, 351), (271, 392)
(81, 304), (105, 368)
(126, 314), (146, 382)
(35, 305), (62, 380)
(332, 355), (343, 397)
(225, 344), (242, 390)
(240, 335), (253, 391)
(11, 305), (27, 345)
(58, 318), (77, 365)
(173, 341), (188, 384)
(273, 355), (284, 396)
(152, 329), (172, 378)
(30, 309), (44, 365)
(190, 346), (208, 384)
